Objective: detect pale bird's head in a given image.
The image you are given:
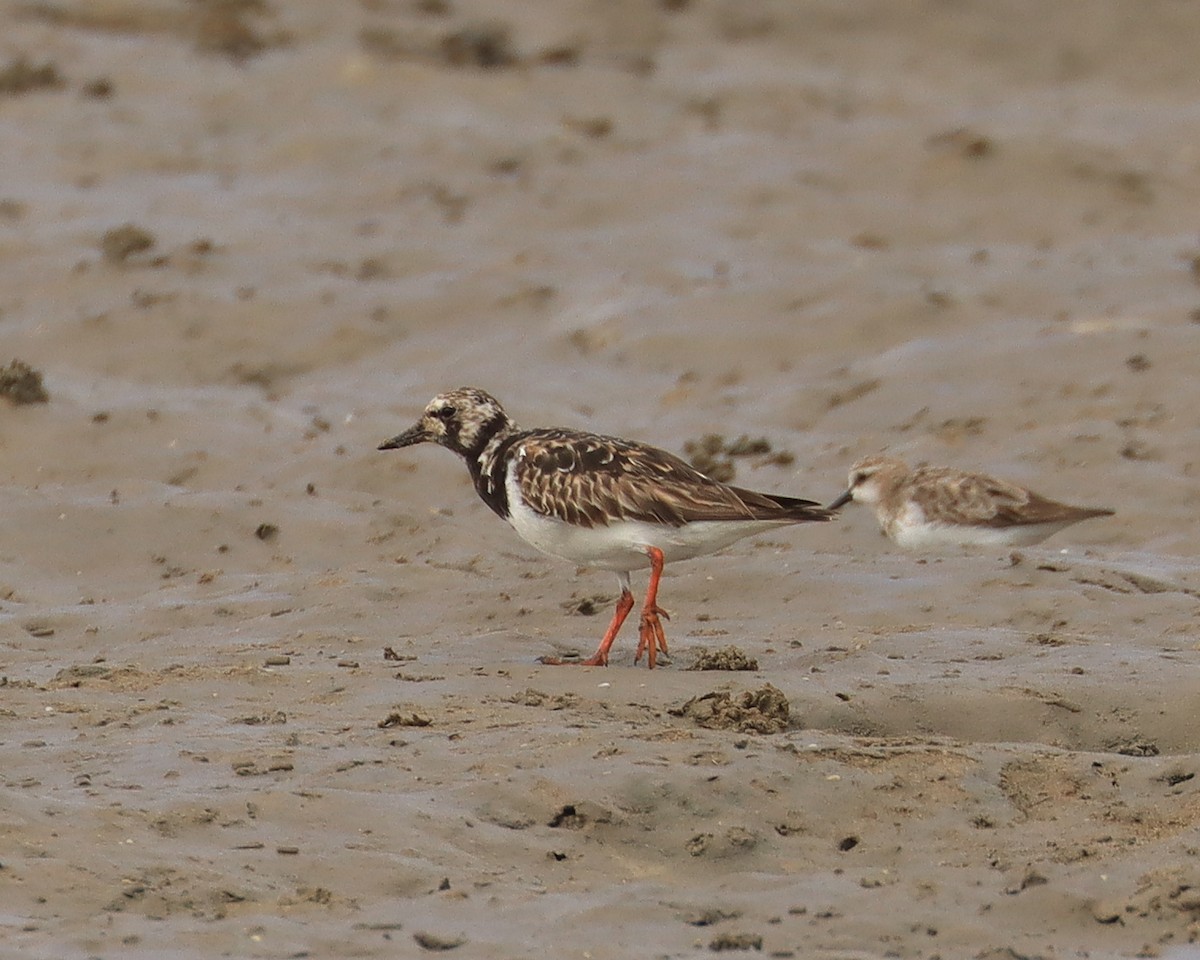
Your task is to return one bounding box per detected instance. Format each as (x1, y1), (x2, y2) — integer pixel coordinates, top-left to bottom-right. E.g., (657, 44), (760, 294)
(828, 455), (909, 510)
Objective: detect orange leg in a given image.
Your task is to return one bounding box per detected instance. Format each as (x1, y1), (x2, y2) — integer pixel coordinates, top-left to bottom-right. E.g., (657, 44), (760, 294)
(539, 586), (634, 667)
(634, 546), (670, 669)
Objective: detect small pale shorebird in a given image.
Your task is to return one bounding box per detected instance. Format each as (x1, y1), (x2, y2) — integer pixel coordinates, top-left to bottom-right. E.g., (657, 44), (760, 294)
(379, 387), (835, 668)
(829, 455), (1114, 549)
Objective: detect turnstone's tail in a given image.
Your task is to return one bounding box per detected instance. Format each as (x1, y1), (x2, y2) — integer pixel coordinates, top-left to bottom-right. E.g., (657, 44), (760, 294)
(726, 487), (838, 524)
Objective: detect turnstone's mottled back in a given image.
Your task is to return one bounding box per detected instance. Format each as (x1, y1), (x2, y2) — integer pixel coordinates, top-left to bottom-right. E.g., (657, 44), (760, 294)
(829, 455), (1114, 549)
(379, 387), (835, 668)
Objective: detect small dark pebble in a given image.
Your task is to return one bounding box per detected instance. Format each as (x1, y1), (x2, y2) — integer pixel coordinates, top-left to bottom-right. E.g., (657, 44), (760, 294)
(81, 77), (113, 99)
(413, 931), (467, 951)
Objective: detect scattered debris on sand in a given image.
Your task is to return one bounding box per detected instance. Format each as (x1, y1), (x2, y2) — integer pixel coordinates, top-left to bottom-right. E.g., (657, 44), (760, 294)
(0, 56), (63, 95)
(683, 434), (794, 483)
(688, 645), (759, 671)
(671, 684), (790, 734)
(0, 360), (49, 405)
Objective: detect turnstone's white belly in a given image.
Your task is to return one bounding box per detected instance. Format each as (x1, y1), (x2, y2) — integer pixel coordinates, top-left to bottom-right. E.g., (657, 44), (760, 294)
(505, 469), (783, 570)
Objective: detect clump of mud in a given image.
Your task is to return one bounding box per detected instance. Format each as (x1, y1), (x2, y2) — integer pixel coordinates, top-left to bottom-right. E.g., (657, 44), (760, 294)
(560, 593), (611, 616)
(378, 710), (431, 728)
(100, 223), (156, 262)
(193, 0), (277, 60)
(359, 20), (517, 70)
(670, 684), (790, 734)
(440, 23), (516, 68)
(688, 645), (758, 671)
(20, 1), (282, 61)
(682, 434), (794, 483)
(0, 360), (49, 405)
(0, 56), (63, 95)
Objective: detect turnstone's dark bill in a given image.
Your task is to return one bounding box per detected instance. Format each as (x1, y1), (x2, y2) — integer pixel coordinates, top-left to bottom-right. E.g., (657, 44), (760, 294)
(829, 455), (1114, 549)
(379, 387), (835, 668)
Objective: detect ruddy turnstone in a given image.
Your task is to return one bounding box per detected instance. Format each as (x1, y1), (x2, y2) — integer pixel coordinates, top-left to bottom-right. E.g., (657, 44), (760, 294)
(829, 455), (1114, 549)
(379, 387), (835, 668)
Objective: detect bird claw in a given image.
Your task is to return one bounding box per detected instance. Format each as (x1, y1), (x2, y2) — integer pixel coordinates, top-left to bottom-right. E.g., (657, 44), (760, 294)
(634, 604), (670, 669)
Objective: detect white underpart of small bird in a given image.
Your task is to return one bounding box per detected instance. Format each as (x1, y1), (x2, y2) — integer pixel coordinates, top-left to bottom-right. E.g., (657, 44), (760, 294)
(828, 455), (1114, 549)
(379, 387), (836, 668)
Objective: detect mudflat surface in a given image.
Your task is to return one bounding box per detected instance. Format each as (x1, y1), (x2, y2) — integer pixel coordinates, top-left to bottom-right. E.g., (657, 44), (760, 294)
(2, 2), (1200, 958)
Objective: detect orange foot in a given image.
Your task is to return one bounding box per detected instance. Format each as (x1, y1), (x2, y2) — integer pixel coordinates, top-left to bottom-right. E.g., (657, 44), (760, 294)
(634, 604), (669, 669)
(538, 588), (634, 668)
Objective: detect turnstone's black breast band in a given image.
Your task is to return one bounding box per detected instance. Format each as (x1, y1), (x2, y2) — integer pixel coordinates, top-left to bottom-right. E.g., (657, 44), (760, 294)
(472, 431), (523, 520)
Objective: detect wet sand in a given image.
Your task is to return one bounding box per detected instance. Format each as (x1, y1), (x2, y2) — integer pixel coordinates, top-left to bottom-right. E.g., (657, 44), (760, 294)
(3, 1), (1200, 957)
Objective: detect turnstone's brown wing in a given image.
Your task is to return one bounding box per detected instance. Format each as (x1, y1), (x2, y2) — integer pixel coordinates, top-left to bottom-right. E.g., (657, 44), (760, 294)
(515, 430), (831, 528)
(909, 468), (1112, 528)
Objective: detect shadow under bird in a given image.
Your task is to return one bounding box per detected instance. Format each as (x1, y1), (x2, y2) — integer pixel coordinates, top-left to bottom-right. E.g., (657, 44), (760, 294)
(829, 455), (1114, 549)
(379, 387), (836, 668)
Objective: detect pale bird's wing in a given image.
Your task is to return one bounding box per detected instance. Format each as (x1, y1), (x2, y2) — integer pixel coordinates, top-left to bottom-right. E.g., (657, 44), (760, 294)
(911, 468), (1111, 528)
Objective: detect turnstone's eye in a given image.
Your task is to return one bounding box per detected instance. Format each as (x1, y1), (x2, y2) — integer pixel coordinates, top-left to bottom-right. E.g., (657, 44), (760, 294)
(434, 405), (457, 421)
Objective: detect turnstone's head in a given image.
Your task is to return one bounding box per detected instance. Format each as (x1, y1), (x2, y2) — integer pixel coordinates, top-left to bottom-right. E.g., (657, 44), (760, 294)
(828, 455), (908, 509)
(378, 387), (511, 458)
